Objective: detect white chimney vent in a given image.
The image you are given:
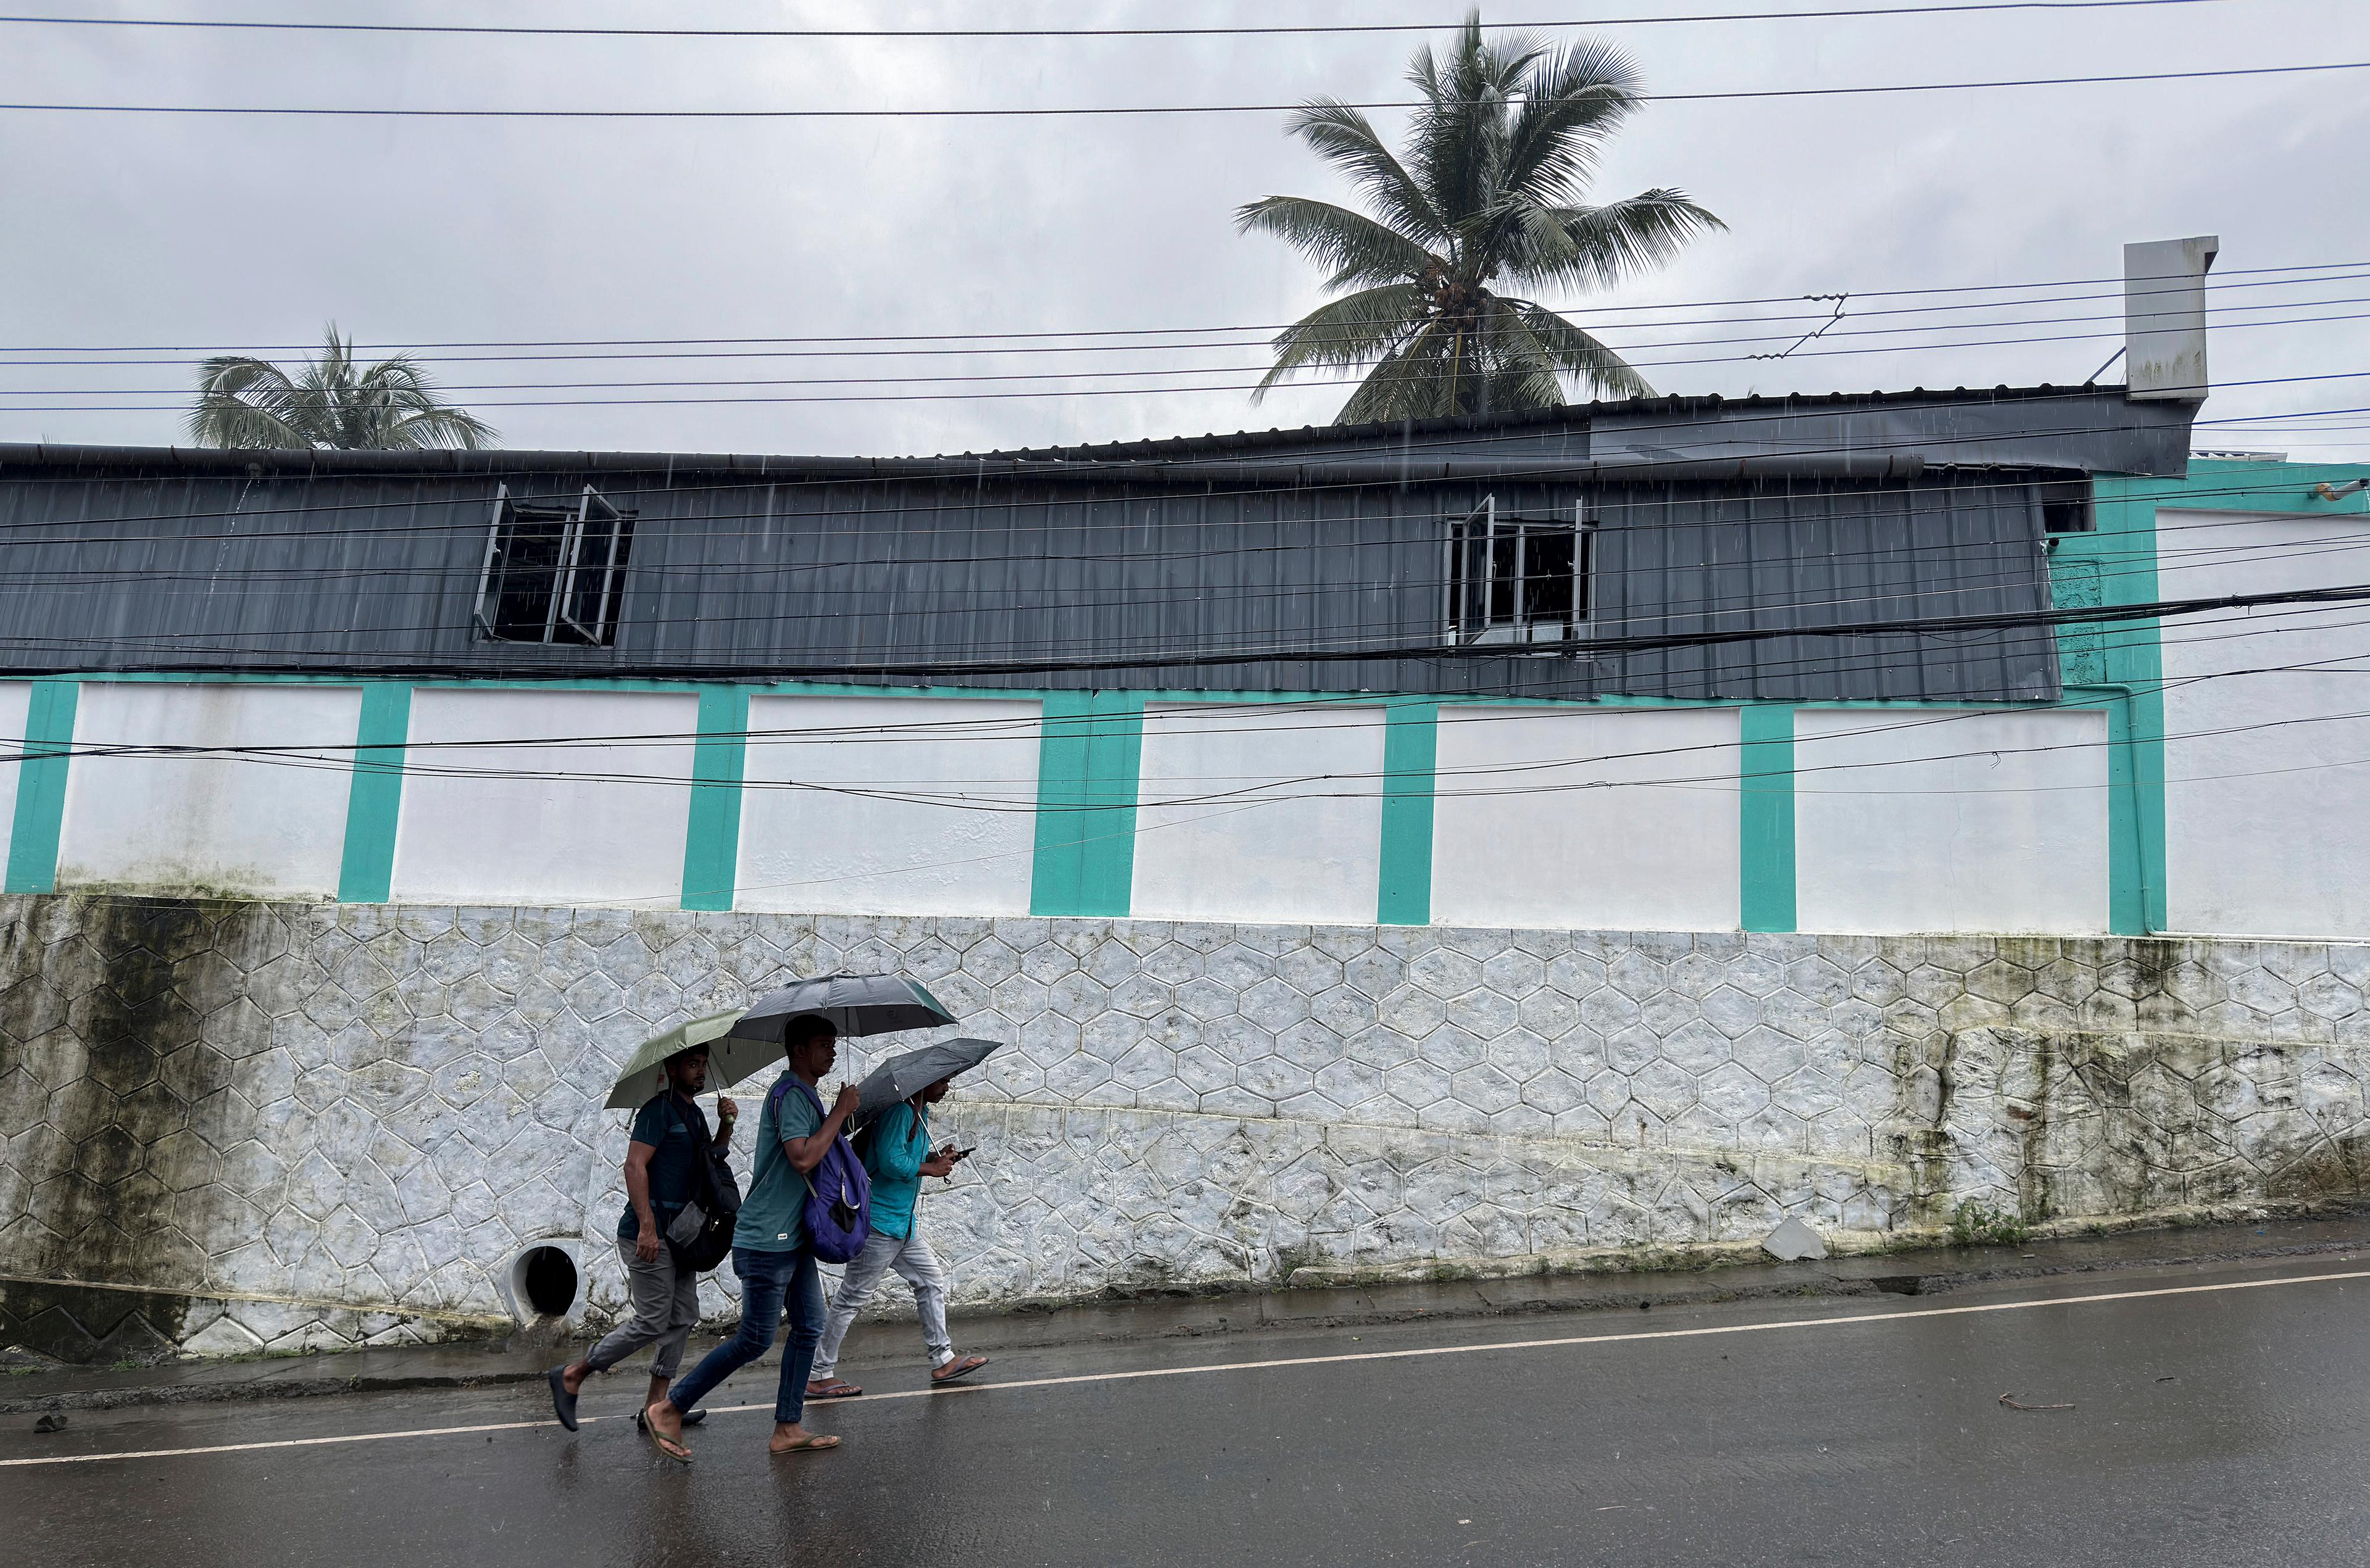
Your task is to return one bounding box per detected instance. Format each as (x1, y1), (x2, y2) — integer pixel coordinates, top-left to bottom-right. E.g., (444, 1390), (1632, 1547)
(2124, 235), (2218, 401)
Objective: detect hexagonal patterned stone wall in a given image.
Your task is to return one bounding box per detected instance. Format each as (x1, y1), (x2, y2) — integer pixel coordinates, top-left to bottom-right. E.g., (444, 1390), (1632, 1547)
(1, 897), (2365, 1361)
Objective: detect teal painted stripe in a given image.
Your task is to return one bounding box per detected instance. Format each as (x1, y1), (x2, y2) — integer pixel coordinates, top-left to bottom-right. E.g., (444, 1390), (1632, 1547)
(2129, 690), (2168, 935)
(1737, 704), (1797, 933)
(1029, 691), (1142, 918)
(335, 682), (412, 904)
(6, 679), (78, 894)
(681, 684), (750, 913)
(1376, 701), (1439, 926)
(2099, 693), (2148, 937)
(2079, 480), (2169, 934)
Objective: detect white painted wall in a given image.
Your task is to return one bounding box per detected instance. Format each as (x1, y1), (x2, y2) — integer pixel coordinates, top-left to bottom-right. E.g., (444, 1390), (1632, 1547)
(2158, 510), (2370, 938)
(739, 695), (1041, 915)
(1794, 707), (2110, 935)
(1431, 705), (1741, 931)
(1132, 701), (1387, 925)
(0, 681), (30, 876)
(392, 689), (699, 906)
(56, 683), (362, 898)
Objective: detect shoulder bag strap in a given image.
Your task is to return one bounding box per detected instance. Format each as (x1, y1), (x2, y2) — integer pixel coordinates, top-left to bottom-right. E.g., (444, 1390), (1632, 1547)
(778, 1077), (837, 1203)
(662, 1092), (717, 1214)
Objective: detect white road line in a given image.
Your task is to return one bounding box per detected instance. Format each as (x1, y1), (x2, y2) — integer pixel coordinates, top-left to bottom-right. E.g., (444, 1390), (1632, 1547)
(6, 1264), (2361, 1469)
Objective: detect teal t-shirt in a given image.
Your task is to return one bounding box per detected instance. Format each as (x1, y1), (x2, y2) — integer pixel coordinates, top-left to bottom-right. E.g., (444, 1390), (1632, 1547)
(616, 1092), (705, 1242)
(734, 1071), (823, 1253)
(860, 1103), (931, 1242)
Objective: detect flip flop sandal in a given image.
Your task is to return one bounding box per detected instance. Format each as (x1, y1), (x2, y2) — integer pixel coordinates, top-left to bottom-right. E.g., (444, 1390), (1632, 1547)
(805, 1380), (865, 1400)
(641, 1411), (694, 1464)
(931, 1356), (990, 1387)
(636, 1408), (708, 1430)
(547, 1367), (579, 1432)
(770, 1434), (841, 1456)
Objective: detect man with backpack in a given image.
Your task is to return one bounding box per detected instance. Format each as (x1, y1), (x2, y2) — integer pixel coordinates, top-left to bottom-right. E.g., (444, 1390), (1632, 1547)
(642, 1014), (860, 1462)
(546, 1042), (736, 1433)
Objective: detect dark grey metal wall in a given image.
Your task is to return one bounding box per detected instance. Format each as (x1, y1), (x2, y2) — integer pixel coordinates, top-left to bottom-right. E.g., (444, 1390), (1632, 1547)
(0, 467), (2050, 702)
(0, 389), (2185, 702)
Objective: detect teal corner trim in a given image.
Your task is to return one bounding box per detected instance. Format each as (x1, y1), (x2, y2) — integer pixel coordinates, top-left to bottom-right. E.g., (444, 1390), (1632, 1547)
(335, 683), (413, 904)
(681, 684), (750, 913)
(1029, 691), (1143, 918)
(2059, 458), (2370, 932)
(1737, 704), (1797, 933)
(2060, 479), (2170, 934)
(2097, 692), (2152, 937)
(1376, 701), (1439, 926)
(5, 679), (78, 894)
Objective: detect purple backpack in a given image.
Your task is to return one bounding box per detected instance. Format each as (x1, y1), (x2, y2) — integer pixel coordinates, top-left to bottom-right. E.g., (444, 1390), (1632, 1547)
(773, 1077), (871, 1263)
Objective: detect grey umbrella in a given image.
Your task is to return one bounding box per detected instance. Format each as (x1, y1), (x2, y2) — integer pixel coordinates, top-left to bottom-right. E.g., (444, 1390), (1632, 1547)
(726, 973), (958, 1048)
(853, 1037), (1004, 1119)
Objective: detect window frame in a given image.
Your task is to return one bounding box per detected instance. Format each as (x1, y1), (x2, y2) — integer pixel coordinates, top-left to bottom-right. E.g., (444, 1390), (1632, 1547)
(1445, 494), (1593, 648)
(2040, 476), (2096, 535)
(472, 483), (635, 647)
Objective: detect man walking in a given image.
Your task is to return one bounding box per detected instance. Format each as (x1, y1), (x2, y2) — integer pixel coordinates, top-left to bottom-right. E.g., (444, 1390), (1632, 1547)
(547, 1043), (735, 1432)
(805, 1073), (988, 1398)
(642, 1014), (858, 1461)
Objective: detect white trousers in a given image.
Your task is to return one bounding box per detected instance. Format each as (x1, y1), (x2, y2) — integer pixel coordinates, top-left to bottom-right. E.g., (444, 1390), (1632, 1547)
(811, 1226), (954, 1377)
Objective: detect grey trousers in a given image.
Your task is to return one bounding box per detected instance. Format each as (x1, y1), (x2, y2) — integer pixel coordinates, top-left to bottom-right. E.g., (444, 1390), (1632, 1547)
(584, 1237), (701, 1381)
(810, 1227), (952, 1379)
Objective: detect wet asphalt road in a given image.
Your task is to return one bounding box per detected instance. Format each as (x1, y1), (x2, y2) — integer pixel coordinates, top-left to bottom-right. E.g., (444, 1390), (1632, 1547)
(4, 1255), (2365, 1567)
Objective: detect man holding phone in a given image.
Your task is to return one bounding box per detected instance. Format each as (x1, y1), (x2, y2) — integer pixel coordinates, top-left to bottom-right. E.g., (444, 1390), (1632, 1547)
(805, 1073), (988, 1396)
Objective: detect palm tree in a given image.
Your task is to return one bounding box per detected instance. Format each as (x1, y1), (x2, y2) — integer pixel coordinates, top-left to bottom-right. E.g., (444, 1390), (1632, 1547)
(187, 325), (497, 449)
(1237, 12), (1723, 424)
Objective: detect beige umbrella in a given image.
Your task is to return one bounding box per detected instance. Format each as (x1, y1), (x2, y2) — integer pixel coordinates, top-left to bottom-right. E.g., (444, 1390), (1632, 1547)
(601, 1010), (756, 1111)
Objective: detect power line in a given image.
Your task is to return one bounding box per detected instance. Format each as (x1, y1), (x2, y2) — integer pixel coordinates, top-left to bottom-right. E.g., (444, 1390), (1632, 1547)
(23, 608), (2360, 783)
(6, 260), (2355, 357)
(27, 650), (2370, 818)
(25, 628), (2349, 911)
(19, 299), (2370, 400)
(0, 575), (2356, 684)
(6, 59), (2365, 120)
(29, 622), (2364, 917)
(17, 329), (2369, 413)
(0, 2), (2245, 43)
(20, 274), (2370, 371)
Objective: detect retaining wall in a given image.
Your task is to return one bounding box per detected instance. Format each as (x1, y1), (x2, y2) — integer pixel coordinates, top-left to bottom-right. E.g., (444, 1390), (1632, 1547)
(1, 895), (2365, 1361)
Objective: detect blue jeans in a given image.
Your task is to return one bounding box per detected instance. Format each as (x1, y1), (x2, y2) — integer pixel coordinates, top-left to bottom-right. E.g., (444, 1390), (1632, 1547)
(666, 1245), (823, 1426)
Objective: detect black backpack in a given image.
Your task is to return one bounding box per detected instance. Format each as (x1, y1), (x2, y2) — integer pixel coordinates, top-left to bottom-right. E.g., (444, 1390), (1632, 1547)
(659, 1095), (742, 1272)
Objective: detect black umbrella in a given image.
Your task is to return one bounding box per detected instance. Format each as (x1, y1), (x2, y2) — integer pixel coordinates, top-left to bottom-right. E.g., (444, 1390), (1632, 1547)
(726, 972), (958, 1050)
(852, 1037), (1004, 1119)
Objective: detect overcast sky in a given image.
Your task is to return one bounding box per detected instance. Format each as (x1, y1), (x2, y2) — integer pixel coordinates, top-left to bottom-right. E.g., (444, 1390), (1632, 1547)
(4, 0), (2368, 460)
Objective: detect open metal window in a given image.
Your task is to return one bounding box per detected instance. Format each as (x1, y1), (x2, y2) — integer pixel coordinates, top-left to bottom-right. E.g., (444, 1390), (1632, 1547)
(2040, 476), (2095, 534)
(1446, 496), (1592, 646)
(473, 484), (635, 645)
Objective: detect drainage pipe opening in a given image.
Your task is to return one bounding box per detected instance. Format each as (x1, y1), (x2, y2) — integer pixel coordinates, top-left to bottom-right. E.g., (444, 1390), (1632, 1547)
(509, 1245), (579, 1322)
